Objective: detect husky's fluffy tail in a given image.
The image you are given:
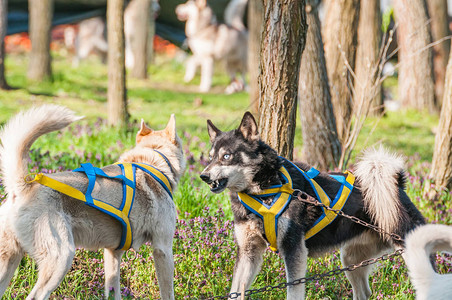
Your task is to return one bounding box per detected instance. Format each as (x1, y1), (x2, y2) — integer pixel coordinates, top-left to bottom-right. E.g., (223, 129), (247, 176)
(224, 0), (248, 31)
(0, 105), (82, 197)
(354, 146), (406, 239)
(405, 224), (452, 300)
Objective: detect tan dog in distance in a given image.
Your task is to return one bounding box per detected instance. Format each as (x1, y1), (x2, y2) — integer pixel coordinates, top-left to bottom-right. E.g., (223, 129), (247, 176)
(0, 105), (185, 300)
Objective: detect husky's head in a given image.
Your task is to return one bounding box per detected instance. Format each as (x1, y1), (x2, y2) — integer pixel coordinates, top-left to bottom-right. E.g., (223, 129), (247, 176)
(175, 0), (216, 36)
(200, 112), (280, 194)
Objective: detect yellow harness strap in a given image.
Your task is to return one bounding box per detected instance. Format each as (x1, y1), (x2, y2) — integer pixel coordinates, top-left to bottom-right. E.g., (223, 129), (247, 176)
(26, 161), (172, 251)
(304, 170), (355, 239)
(238, 160), (356, 252)
(238, 167), (293, 252)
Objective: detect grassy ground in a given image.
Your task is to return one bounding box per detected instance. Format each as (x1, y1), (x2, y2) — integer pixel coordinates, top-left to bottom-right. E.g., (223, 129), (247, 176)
(0, 51), (450, 299)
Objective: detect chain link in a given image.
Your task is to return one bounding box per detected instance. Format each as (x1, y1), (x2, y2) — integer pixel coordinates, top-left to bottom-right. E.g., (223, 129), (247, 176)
(203, 248), (403, 299)
(203, 189), (406, 299)
(292, 189), (405, 243)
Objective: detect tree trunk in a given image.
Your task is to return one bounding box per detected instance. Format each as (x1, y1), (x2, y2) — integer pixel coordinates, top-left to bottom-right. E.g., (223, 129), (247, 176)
(426, 0), (450, 108)
(125, 0), (151, 79)
(323, 0), (360, 141)
(147, 1), (156, 65)
(27, 0), (53, 81)
(107, 0), (128, 126)
(430, 51), (452, 191)
(248, 0), (264, 114)
(299, 1), (341, 171)
(0, 0), (9, 89)
(354, 0), (383, 116)
(258, 0), (307, 160)
(393, 0), (436, 112)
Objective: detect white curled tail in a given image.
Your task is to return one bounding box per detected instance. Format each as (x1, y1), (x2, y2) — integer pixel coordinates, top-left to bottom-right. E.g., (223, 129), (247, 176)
(405, 224), (452, 300)
(0, 105), (83, 197)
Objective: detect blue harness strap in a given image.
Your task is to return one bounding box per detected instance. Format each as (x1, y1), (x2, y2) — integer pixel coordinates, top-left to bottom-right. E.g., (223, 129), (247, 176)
(28, 151), (174, 251)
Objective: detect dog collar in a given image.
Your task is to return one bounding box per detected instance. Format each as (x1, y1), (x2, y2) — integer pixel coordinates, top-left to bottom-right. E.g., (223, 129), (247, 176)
(238, 160), (355, 252)
(26, 161), (172, 251)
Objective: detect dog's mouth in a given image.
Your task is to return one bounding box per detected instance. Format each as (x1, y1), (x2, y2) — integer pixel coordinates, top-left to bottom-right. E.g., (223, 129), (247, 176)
(208, 178), (228, 193)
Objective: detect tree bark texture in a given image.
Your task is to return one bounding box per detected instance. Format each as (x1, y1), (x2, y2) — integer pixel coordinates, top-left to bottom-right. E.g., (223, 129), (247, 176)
(27, 0), (53, 81)
(248, 0), (264, 114)
(258, 0), (307, 160)
(393, 0), (436, 113)
(323, 0), (360, 141)
(125, 0), (151, 79)
(430, 51), (452, 190)
(426, 0), (450, 108)
(107, 0), (128, 126)
(354, 0), (383, 116)
(299, 1), (341, 171)
(0, 0), (9, 89)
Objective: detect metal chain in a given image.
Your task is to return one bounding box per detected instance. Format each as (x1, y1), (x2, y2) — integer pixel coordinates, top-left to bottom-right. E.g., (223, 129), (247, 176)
(292, 189), (405, 243)
(203, 189), (406, 299)
(204, 248), (404, 299)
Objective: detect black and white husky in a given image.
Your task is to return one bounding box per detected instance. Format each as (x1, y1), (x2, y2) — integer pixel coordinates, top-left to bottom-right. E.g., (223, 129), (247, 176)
(200, 112), (425, 300)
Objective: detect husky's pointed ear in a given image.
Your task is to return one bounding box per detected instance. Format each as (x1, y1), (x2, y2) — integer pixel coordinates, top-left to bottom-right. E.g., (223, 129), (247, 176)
(207, 119), (221, 143)
(136, 119), (153, 144)
(238, 112), (259, 141)
(164, 114), (177, 142)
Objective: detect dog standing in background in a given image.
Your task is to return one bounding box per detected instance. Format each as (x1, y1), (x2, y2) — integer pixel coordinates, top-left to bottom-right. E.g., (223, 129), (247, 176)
(405, 224), (452, 300)
(200, 112), (425, 300)
(0, 105), (185, 300)
(65, 0), (160, 69)
(176, 0), (248, 94)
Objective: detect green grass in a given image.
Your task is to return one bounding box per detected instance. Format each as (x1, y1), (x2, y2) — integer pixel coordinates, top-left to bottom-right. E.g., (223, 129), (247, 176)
(0, 51), (449, 299)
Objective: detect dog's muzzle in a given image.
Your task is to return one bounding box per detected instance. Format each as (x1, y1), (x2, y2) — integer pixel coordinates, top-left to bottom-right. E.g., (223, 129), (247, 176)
(200, 173), (228, 193)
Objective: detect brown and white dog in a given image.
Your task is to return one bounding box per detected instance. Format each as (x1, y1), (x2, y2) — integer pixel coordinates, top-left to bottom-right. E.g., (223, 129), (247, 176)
(176, 0), (248, 94)
(0, 105), (185, 300)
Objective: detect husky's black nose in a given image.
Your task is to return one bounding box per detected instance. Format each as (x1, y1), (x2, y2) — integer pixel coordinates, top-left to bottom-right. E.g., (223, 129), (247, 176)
(200, 174), (211, 183)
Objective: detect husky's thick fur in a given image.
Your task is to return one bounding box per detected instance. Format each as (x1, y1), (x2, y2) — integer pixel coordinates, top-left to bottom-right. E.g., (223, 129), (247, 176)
(176, 0), (248, 94)
(405, 224), (452, 300)
(0, 105), (185, 300)
(200, 112), (425, 300)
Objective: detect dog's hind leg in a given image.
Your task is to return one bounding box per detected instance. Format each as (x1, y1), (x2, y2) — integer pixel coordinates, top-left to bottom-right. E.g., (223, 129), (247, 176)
(104, 248), (124, 300)
(229, 220), (268, 300)
(25, 213), (75, 300)
(340, 231), (390, 300)
(0, 223), (24, 296)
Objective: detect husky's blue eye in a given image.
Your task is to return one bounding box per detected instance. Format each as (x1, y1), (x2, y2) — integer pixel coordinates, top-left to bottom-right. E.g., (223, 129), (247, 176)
(223, 154), (231, 160)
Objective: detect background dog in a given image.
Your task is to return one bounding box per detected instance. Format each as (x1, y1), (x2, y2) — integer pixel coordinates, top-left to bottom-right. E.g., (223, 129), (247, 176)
(200, 112), (425, 300)
(65, 0), (160, 68)
(0, 105), (185, 300)
(405, 224), (452, 300)
(176, 0), (248, 94)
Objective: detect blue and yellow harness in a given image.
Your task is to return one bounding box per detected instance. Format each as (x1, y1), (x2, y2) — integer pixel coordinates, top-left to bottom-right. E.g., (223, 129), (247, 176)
(26, 151), (173, 251)
(238, 159), (355, 252)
